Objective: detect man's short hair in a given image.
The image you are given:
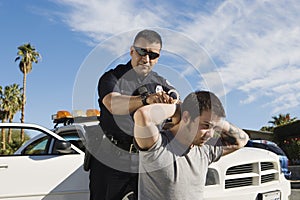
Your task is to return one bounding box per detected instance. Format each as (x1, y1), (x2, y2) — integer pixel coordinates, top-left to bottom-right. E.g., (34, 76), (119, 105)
(133, 29), (162, 49)
(181, 91), (225, 121)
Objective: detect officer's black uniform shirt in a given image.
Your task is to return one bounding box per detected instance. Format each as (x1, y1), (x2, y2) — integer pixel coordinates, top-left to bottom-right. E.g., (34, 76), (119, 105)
(98, 61), (175, 143)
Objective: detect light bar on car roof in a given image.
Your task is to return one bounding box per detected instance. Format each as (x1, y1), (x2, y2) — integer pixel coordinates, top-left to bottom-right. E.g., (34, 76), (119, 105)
(52, 109), (100, 127)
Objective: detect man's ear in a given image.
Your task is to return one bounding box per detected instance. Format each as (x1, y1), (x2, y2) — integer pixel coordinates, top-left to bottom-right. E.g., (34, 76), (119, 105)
(182, 111), (191, 124)
(130, 46), (134, 56)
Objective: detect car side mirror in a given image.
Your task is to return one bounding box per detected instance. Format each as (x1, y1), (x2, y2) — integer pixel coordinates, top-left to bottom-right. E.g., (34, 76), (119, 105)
(53, 140), (73, 154)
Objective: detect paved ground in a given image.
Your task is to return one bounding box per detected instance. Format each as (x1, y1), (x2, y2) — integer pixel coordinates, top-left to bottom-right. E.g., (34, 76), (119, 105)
(291, 189), (300, 200)
(290, 179), (300, 199)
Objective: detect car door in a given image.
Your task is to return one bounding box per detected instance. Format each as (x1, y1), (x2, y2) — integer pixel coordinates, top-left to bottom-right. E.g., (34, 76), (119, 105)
(0, 124), (89, 200)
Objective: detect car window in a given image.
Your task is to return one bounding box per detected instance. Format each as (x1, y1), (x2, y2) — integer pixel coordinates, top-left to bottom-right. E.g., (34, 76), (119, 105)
(0, 126), (78, 156)
(22, 136), (50, 155)
(263, 144), (286, 156)
(247, 141), (286, 156)
(0, 127), (50, 156)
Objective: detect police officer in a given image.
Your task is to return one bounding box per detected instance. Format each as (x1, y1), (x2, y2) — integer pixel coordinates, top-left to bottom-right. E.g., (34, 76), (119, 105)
(89, 29), (177, 200)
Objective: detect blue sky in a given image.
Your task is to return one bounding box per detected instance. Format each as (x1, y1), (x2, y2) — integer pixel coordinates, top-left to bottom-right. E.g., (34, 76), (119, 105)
(1, 0), (299, 131)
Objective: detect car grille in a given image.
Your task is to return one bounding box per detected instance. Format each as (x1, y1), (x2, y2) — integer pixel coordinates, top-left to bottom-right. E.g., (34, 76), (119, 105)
(261, 173), (275, 183)
(226, 163), (253, 175)
(225, 162), (278, 189)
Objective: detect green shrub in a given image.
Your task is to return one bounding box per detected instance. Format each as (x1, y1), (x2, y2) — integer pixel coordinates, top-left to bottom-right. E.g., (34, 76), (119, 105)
(281, 138), (300, 165)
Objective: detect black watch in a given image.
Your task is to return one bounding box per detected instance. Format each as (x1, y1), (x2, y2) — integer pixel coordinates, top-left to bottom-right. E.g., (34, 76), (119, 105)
(141, 94), (149, 105)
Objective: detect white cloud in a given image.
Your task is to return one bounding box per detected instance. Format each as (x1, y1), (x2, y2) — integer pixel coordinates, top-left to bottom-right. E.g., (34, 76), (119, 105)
(50, 0), (300, 115)
(177, 0), (300, 113)
(52, 0), (171, 42)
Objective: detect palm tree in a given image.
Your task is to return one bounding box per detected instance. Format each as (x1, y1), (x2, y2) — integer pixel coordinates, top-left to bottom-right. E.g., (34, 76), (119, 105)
(0, 84), (22, 149)
(0, 86), (9, 150)
(15, 43), (41, 141)
(5, 84), (23, 143)
(0, 86), (5, 151)
(0, 111), (8, 151)
(268, 113), (297, 127)
(260, 113), (297, 132)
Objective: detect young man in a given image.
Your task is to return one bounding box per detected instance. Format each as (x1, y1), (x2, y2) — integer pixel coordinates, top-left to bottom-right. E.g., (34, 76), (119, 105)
(89, 29), (177, 200)
(133, 91), (249, 199)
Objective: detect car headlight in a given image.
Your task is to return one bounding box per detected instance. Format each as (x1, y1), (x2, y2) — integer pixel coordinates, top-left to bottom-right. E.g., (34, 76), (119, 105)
(205, 168), (220, 186)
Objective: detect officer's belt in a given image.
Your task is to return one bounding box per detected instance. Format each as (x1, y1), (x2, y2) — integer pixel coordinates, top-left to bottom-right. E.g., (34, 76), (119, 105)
(105, 134), (138, 153)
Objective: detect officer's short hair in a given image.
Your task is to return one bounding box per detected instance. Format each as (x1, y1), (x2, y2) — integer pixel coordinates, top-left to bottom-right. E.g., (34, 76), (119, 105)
(133, 29), (162, 49)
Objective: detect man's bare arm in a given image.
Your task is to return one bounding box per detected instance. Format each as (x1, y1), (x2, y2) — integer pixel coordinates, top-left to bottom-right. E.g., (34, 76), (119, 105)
(134, 104), (177, 149)
(215, 120), (249, 156)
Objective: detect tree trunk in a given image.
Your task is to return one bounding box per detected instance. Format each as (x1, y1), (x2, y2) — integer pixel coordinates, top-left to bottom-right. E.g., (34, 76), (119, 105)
(1, 119), (6, 151)
(20, 69), (27, 142)
(1, 129), (5, 151)
(8, 118), (13, 143)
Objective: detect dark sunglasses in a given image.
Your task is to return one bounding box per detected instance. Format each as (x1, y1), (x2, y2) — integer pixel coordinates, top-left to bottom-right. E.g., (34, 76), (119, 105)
(133, 46), (160, 60)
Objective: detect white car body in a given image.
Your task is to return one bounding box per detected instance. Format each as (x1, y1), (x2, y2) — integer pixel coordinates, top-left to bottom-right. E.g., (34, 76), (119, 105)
(204, 147), (291, 200)
(0, 122), (291, 200)
(0, 123), (89, 200)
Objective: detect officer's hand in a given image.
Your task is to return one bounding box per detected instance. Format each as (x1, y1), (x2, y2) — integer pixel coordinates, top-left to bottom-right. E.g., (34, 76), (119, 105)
(146, 92), (173, 104)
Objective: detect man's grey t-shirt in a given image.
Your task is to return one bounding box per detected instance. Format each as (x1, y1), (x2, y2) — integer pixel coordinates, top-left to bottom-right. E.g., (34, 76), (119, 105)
(137, 130), (223, 200)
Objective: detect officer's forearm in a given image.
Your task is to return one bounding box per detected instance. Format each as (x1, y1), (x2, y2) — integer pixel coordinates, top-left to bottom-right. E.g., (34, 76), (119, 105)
(103, 92), (143, 115)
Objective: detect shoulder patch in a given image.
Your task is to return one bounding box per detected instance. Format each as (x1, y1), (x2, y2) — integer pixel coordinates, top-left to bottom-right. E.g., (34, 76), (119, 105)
(155, 85), (163, 93)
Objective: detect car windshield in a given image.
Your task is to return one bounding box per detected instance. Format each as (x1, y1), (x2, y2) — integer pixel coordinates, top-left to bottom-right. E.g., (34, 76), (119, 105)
(58, 131), (85, 152)
(247, 142), (286, 156)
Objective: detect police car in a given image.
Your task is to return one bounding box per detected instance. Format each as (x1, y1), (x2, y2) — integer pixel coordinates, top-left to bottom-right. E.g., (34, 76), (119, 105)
(246, 139), (292, 179)
(0, 110), (291, 199)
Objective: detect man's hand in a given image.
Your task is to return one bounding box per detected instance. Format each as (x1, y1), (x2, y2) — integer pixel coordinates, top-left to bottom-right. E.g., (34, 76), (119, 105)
(145, 92), (174, 104)
(162, 103), (181, 129)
